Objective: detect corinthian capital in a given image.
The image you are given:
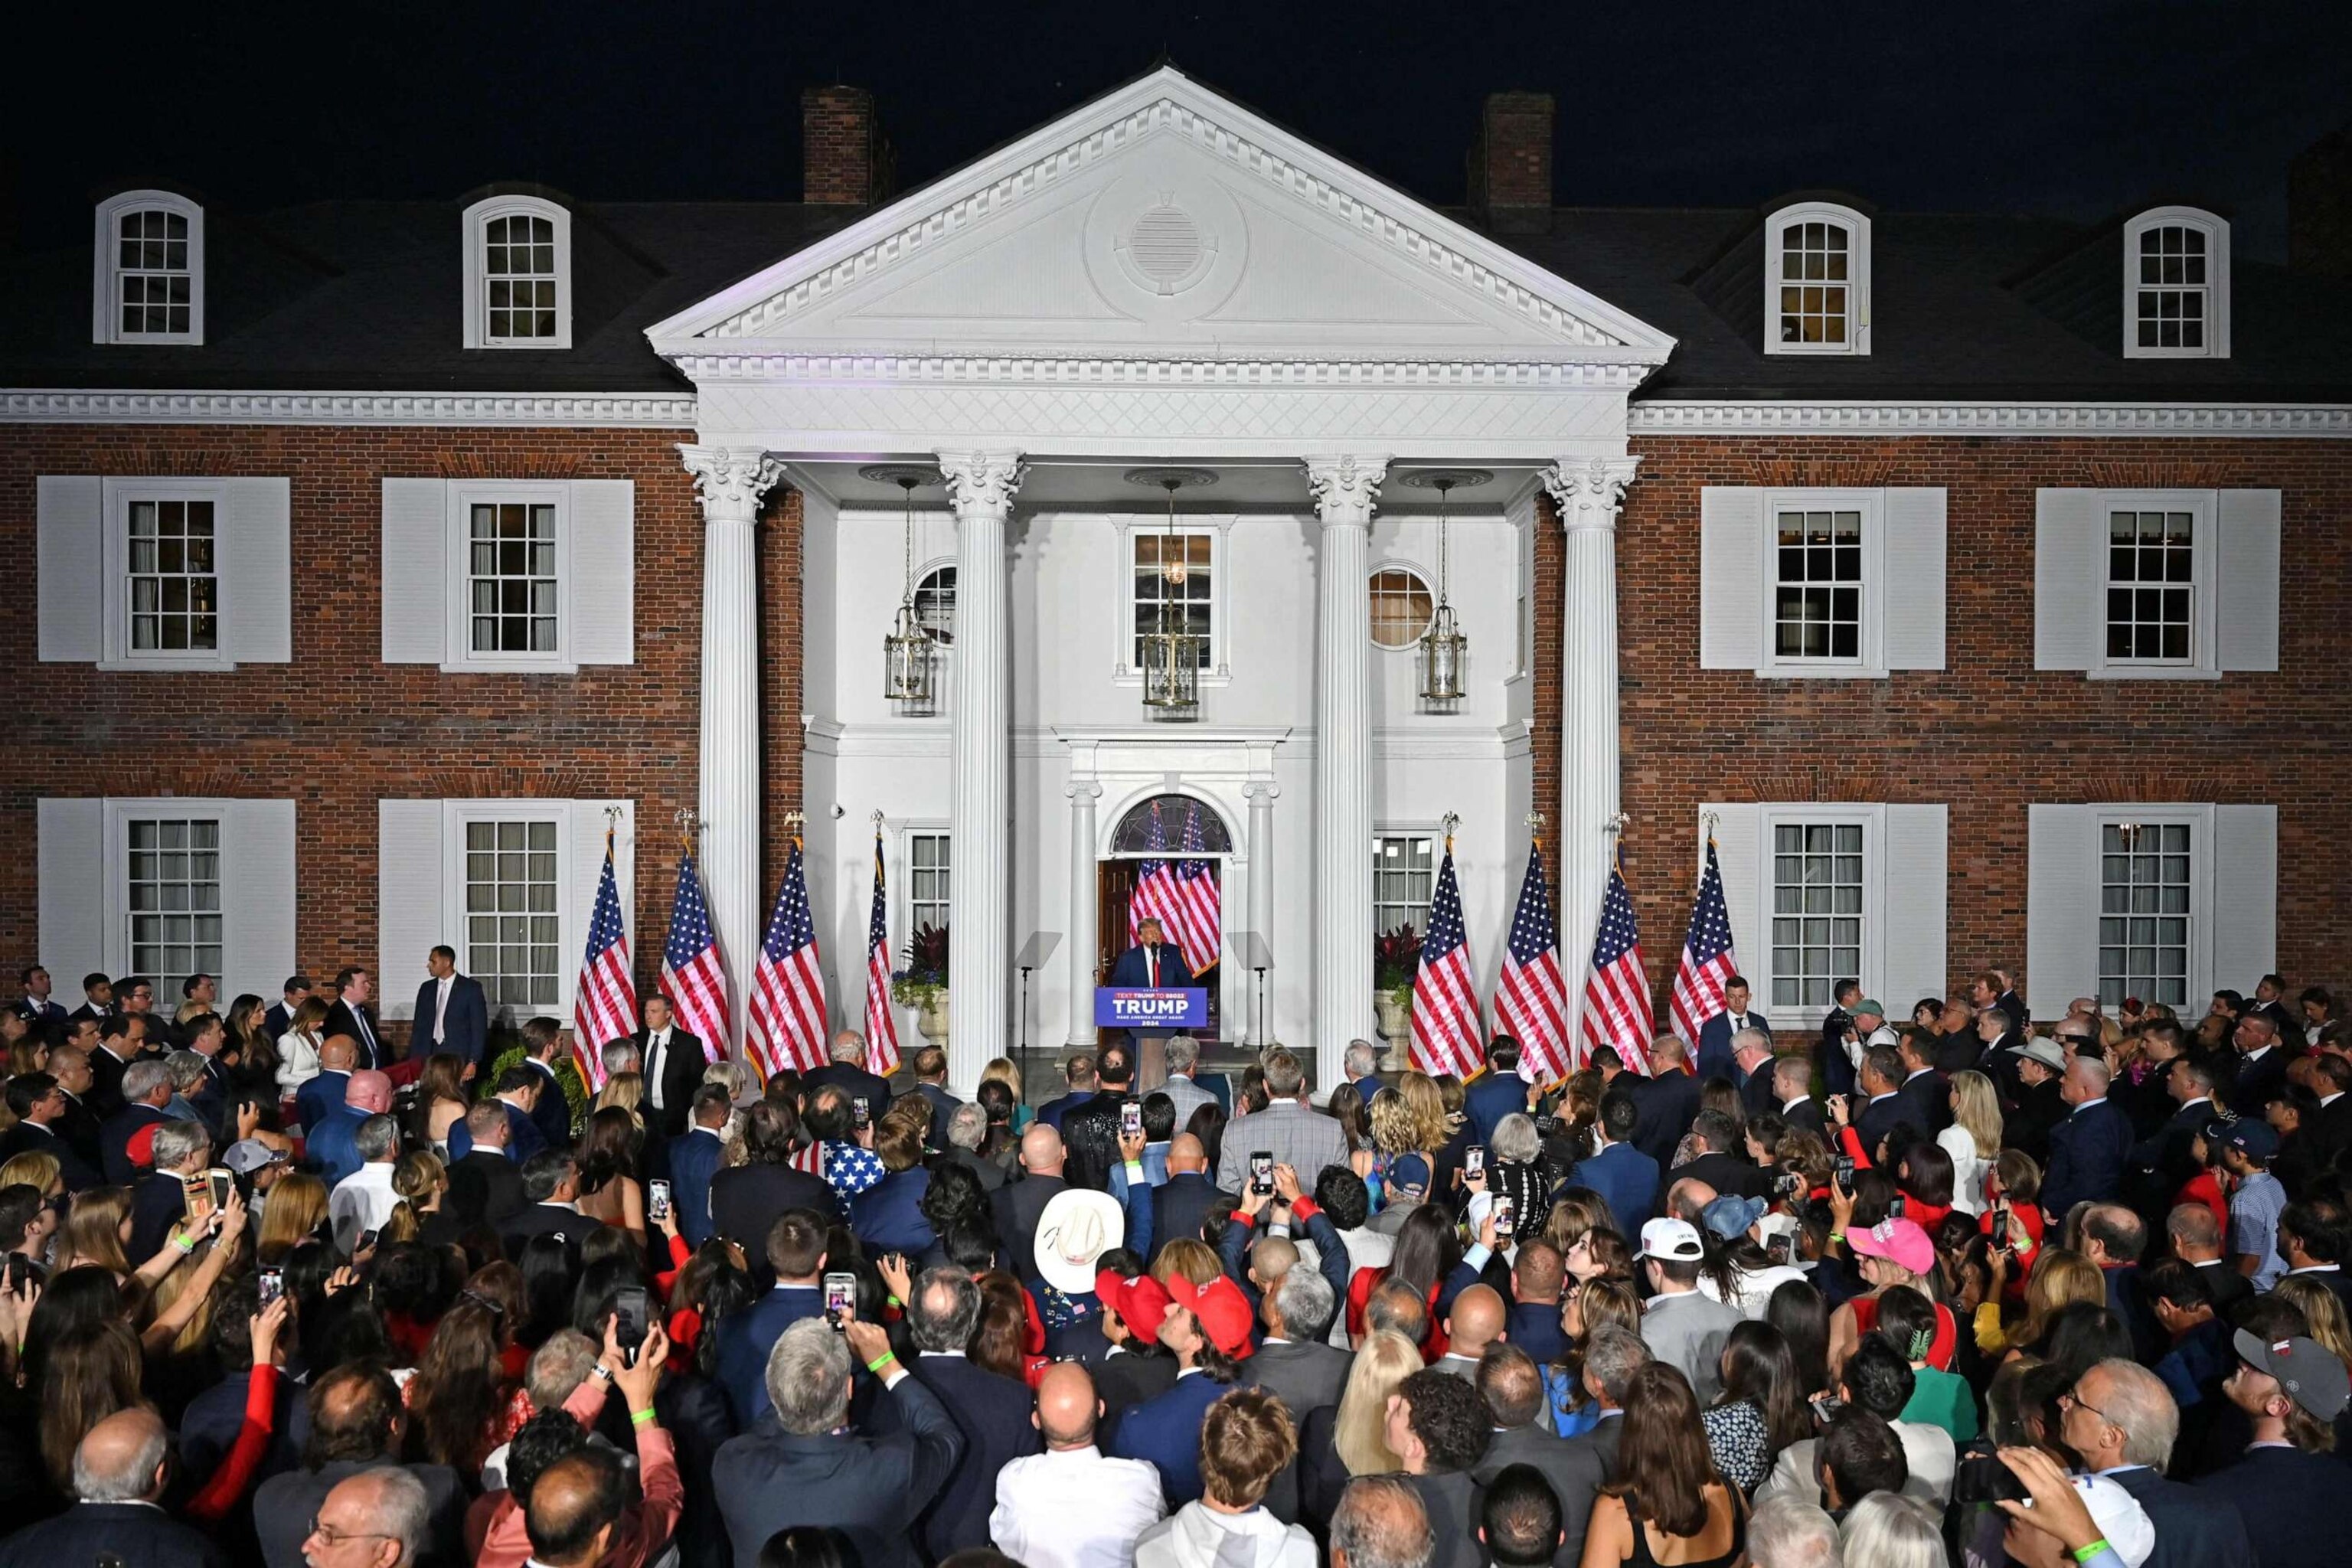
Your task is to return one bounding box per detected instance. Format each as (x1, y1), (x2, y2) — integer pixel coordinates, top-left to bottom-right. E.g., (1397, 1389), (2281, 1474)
(1303, 455), (1389, 527)
(678, 444), (786, 522)
(1541, 457), (1642, 532)
(937, 451), (1027, 516)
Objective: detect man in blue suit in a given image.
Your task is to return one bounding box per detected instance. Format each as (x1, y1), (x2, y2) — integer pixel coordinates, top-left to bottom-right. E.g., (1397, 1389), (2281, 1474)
(2192, 1331), (2348, 1568)
(410, 946), (488, 1069)
(2042, 1057), (2134, 1220)
(1109, 1272), (1255, 1505)
(716, 1210), (834, 1429)
(1465, 1040), (1531, 1146)
(518, 1018), (575, 1151)
(305, 1070), (391, 1187)
(1108, 917), (1191, 991)
(668, 1083), (732, 1247)
(1150, 1132), (1220, 1263)
(1693, 976), (1768, 1084)
(1562, 1090), (1658, 1238)
(446, 1067), (547, 1166)
(905, 1267), (1043, 1560)
(2066, 1359), (2254, 1568)
(294, 1037), (356, 1138)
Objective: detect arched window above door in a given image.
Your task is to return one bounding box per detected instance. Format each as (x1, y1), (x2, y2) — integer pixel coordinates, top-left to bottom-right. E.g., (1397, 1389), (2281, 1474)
(1109, 793), (1233, 854)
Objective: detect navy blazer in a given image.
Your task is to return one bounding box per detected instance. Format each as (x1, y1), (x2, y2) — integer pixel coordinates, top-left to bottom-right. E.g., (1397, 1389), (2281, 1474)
(321, 998), (384, 1070)
(294, 1070), (351, 1138)
(2194, 1446), (2342, 1568)
(0, 1120), (101, 1191)
(1109, 1368), (1230, 1505)
(409, 973), (488, 1067)
(1628, 1070), (1700, 1168)
(851, 1168), (936, 1258)
(2042, 1099), (2132, 1217)
(306, 1105), (368, 1187)
(2104, 1466), (2254, 1568)
(1150, 1170), (1219, 1263)
(1695, 1009), (1769, 1083)
(710, 1162), (841, 1263)
(1851, 1091), (1910, 1159)
(717, 1285), (828, 1428)
(526, 1060), (573, 1149)
(668, 1125), (728, 1246)
(1506, 1299), (1566, 1364)
(180, 1366), (309, 1490)
(1563, 1140), (1660, 1239)
(909, 1351), (1043, 1560)
(0, 1501), (226, 1568)
(98, 1102), (170, 1186)
(712, 1372), (964, 1568)
(1817, 1008), (1857, 1099)
(1108, 940), (1191, 991)
(1465, 1072), (1528, 1147)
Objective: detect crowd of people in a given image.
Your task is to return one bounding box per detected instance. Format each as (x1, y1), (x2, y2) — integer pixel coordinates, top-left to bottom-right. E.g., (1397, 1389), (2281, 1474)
(2, 955), (2350, 1568)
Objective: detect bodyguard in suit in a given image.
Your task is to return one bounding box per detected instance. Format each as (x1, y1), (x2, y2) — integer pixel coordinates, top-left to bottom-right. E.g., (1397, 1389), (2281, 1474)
(667, 1083), (733, 1246)
(320, 967), (384, 1071)
(443, 1102), (528, 1229)
(1818, 980), (1861, 1099)
(906, 1269), (1043, 1560)
(410, 946), (488, 1070)
(1694, 977), (1769, 1084)
(261, 975), (312, 1041)
(1563, 1091), (1659, 1238)
(11, 965), (69, 1044)
(1150, 1132), (1219, 1263)
(2042, 1057), (2134, 1219)
(635, 992), (707, 1141)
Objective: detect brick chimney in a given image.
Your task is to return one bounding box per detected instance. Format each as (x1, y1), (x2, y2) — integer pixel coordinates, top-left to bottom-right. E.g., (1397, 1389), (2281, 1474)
(802, 85), (894, 206)
(2289, 122), (2352, 281)
(1467, 91), (1555, 234)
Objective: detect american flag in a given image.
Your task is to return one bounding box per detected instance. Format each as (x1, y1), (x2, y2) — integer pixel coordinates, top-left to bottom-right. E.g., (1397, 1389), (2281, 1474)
(1410, 838), (1482, 1079)
(1579, 855), (1656, 1074)
(1494, 841), (1572, 1084)
(746, 838), (828, 1081)
(1130, 801), (1219, 976)
(659, 846), (730, 1065)
(862, 832), (902, 1077)
(1670, 838), (1740, 1049)
(571, 827), (638, 1092)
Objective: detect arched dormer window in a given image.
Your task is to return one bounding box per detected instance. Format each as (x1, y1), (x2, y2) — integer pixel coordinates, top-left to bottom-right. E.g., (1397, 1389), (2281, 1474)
(93, 190), (204, 345)
(2123, 207), (2230, 359)
(1763, 201), (1870, 356)
(463, 194), (571, 349)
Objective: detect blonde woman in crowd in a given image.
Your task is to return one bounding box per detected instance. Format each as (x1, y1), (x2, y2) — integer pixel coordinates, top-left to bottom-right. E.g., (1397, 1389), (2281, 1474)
(275, 996), (332, 1099)
(257, 1172), (328, 1263)
(981, 1057), (1034, 1131)
(1939, 1070), (2003, 1215)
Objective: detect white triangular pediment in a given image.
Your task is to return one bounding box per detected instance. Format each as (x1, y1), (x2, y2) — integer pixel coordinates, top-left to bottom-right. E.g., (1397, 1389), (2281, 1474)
(648, 67), (1673, 366)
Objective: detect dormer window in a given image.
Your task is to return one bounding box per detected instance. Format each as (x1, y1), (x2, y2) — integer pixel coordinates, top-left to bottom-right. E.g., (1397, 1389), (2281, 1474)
(1763, 201), (1871, 356)
(92, 191), (204, 345)
(2124, 207), (2229, 359)
(463, 195), (571, 349)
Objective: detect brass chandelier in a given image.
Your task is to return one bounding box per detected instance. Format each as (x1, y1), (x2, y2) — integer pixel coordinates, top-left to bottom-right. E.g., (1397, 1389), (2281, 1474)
(1125, 467), (1219, 719)
(864, 465), (942, 713)
(1400, 469), (1488, 708)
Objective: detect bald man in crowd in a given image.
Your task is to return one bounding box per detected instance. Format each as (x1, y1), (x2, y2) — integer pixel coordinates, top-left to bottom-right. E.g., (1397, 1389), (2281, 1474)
(2044, 1054), (2132, 1218)
(296, 1033), (358, 1138)
(991, 1123), (1068, 1282)
(0, 1407), (226, 1567)
(1435, 1285), (1508, 1380)
(991, 1361), (1167, 1568)
(1152, 1131), (1220, 1264)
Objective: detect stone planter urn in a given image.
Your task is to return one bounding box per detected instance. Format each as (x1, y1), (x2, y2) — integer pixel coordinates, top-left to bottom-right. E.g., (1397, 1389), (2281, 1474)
(916, 990), (951, 1047)
(1374, 991), (1411, 1055)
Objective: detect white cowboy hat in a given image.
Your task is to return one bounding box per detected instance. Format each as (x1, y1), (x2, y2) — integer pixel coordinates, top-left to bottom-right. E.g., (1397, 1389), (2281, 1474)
(1034, 1187), (1126, 1296)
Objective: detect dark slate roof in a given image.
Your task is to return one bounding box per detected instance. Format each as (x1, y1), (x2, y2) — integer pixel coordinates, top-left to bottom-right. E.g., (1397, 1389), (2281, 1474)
(4, 190), (2348, 401)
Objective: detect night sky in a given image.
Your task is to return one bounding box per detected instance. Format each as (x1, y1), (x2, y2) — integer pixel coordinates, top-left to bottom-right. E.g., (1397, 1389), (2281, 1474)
(9, 0), (2350, 259)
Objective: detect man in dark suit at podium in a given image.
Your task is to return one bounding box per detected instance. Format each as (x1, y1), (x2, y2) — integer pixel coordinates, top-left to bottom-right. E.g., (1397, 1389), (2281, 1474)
(1108, 919), (1192, 1089)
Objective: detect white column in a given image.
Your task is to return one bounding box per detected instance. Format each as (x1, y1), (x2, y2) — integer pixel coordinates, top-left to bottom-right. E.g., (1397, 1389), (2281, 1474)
(1542, 458), (1641, 1041)
(1305, 455), (1387, 1066)
(678, 444), (786, 1060)
(1066, 777), (1102, 1047)
(939, 450), (1025, 1092)
(1243, 779), (1279, 1047)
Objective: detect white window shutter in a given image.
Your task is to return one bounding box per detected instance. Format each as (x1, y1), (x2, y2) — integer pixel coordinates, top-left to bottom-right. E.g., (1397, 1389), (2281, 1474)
(2027, 805), (2098, 1012)
(1701, 803), (1763, 985)
(567, 480), (635, 665)
(2215, 489), (2281, 673)
(220, 478), (293, 664)
(2210, 805), (2277, 994)
(381, 479), (449, 664)
(218, 800), (297, 1002)
(1881, 488), (1947, 671)
(38, 799), (105, 983)
(2034, 490), (2102, 671)
(565, 800), (636, 1019)
(37, 477), (103, 663)
(1880, 805), (1948, 1006)
(377, 802), (448, 1022)
(1699, 488), (1764, 671)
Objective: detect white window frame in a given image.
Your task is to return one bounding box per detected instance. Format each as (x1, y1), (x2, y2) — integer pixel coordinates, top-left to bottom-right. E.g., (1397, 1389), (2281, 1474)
(1762, 201), (1871, 358)
(1373, 828), (1442, 939)
(895, 822), (952, 942)
(2089, 489), (2220, 681)
(1367, 562), (1436, 652)
(2122, 207), (2230, 361)
(92, 190), (204, 346)
(911, 559), (958, 648)
(443, 481), (575, 674)
(1757, 488), (1887, 678)
(445, 805), (570, 1015)
(99, 478), (234, 671)
(1756, 804), (1884, 1028)
(1113, 514), (1233, 686)
(462, 195), (573, 350)
(103, 798), (231, 991)
(2092, 804), (2214, 1007)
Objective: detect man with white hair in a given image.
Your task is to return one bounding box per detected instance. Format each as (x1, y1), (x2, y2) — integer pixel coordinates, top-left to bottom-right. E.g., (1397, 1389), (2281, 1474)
(302, 1466), (432, 1568)
(330, 1113), (404, 1253)
(942, 1100), (1004, 1191)
(1344, 1039), (1382, 1103)
(1628, 1035), (1702, 1168)
(2062, 1358), (2252, 1567)
(599, 1036), (642, 1085)
(1733, 1027), (1777, 1115)
(1746, 1495), (1842, 1568)
(805, 1027), (891, 1116)
(0, 1407), (224, 1567)
(99, 1054), (176, 1184)
(129, 1116), (215, 1265)
(1161, 1034), (1219, 1125)
(2043, 1054), (2132, 1219)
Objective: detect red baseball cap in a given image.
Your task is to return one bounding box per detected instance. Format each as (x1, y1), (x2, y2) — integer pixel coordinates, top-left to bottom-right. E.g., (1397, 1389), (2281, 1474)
(1163, 1272), (1255, 1359)
(127, 1120), (164, 1170)
(1095, 1269), (1171, 1348)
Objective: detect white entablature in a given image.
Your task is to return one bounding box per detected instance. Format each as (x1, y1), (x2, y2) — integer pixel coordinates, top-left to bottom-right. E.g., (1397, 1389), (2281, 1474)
(648, 66), (1674, 460)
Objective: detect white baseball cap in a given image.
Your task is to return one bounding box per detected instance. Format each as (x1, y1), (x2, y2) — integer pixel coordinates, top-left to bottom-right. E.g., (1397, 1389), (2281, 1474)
(1635, 1217), (1706, 1262)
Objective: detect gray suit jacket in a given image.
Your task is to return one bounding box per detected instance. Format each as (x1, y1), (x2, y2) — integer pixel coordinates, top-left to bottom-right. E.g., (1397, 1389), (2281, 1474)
(1638, 1289), (1744, 1403)
(1473, 1423), (1605, 1566)
(1560, 1410), (1624, 1483)
(1216, 1100), (1349, 1194)
(1160, 1072), (1217, 1128)
(1245, 1337), (1350, 1428)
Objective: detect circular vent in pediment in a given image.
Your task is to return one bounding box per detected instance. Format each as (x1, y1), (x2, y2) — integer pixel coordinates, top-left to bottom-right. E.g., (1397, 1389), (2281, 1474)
(1127, 207), (1203, 280)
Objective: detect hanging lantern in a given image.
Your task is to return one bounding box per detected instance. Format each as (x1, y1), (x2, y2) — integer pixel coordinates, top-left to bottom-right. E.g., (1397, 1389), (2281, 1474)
(864, 466), (941, 712)
(1125, 467), (1219, 720)
(1400, 469), (1487, 708)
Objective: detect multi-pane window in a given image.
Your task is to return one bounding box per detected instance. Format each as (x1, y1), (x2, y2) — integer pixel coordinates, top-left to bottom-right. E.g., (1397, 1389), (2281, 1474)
(1773, 508), (1862, 660)
(1368, 568), (1434, 649)
(116, 210), (191, 335)
(127, 818), (221, 1000)
(1778, 221), (1850, 346)
(2134, 226), (2207, 351)
(2105, 509), (2194, 663)
(127, 498), (219, 652)
(1770, 822), (1863, 1008)
(485, 214), (559, 341)
(469, 501), (559, 654)
(908, 833), (951, 933)
(1373, 835), (1436, 936)
(914, 565), (956, 645)
(2099, 823), (2190, 1007)
(1133, 534), (1212, 668)
(463, 820), (561, 1009)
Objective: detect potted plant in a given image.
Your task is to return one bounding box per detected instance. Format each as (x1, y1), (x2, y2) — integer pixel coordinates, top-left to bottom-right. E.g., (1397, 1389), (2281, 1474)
(1374, 923), (1421, 1043)
(892, 921), (952, 1044)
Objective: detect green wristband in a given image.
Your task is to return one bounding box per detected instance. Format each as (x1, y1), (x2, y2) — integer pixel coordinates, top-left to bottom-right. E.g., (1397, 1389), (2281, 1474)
(2073, 1541), (2112, 1563)
(867, 1351), (898, 1374)
(630, 1406), (655, 1427)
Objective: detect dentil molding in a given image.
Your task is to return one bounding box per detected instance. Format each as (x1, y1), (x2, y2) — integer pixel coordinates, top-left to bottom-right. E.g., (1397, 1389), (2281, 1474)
(0, 388), (699, 426)
(1626, 400), (2352, 438)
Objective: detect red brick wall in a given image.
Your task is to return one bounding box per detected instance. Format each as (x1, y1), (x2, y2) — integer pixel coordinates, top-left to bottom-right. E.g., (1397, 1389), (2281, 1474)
(0, 424), (802, 1042)
(802, 87), (880, 206)
(1530, 492), (1564, 923)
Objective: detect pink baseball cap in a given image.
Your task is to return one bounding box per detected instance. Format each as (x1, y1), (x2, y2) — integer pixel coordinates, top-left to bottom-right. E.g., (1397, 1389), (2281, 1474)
(1847, 1217), (1934, 1276)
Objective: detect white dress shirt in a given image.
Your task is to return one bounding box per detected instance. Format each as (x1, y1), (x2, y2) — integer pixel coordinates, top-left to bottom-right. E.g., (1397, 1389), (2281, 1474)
(645, 1028), (672, 1109)
(991, 1444), (1168, 1568)
(431, 975), (452, 1045)
(328, 1161), (403, 1254)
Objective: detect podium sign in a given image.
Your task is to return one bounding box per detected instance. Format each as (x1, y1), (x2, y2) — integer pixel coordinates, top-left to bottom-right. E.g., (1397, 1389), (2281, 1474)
(1096, 988), (1209, 1030)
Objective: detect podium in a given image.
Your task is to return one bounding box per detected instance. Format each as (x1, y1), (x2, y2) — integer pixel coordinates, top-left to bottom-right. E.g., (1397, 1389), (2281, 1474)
(1096, 988), (1209, 1090)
